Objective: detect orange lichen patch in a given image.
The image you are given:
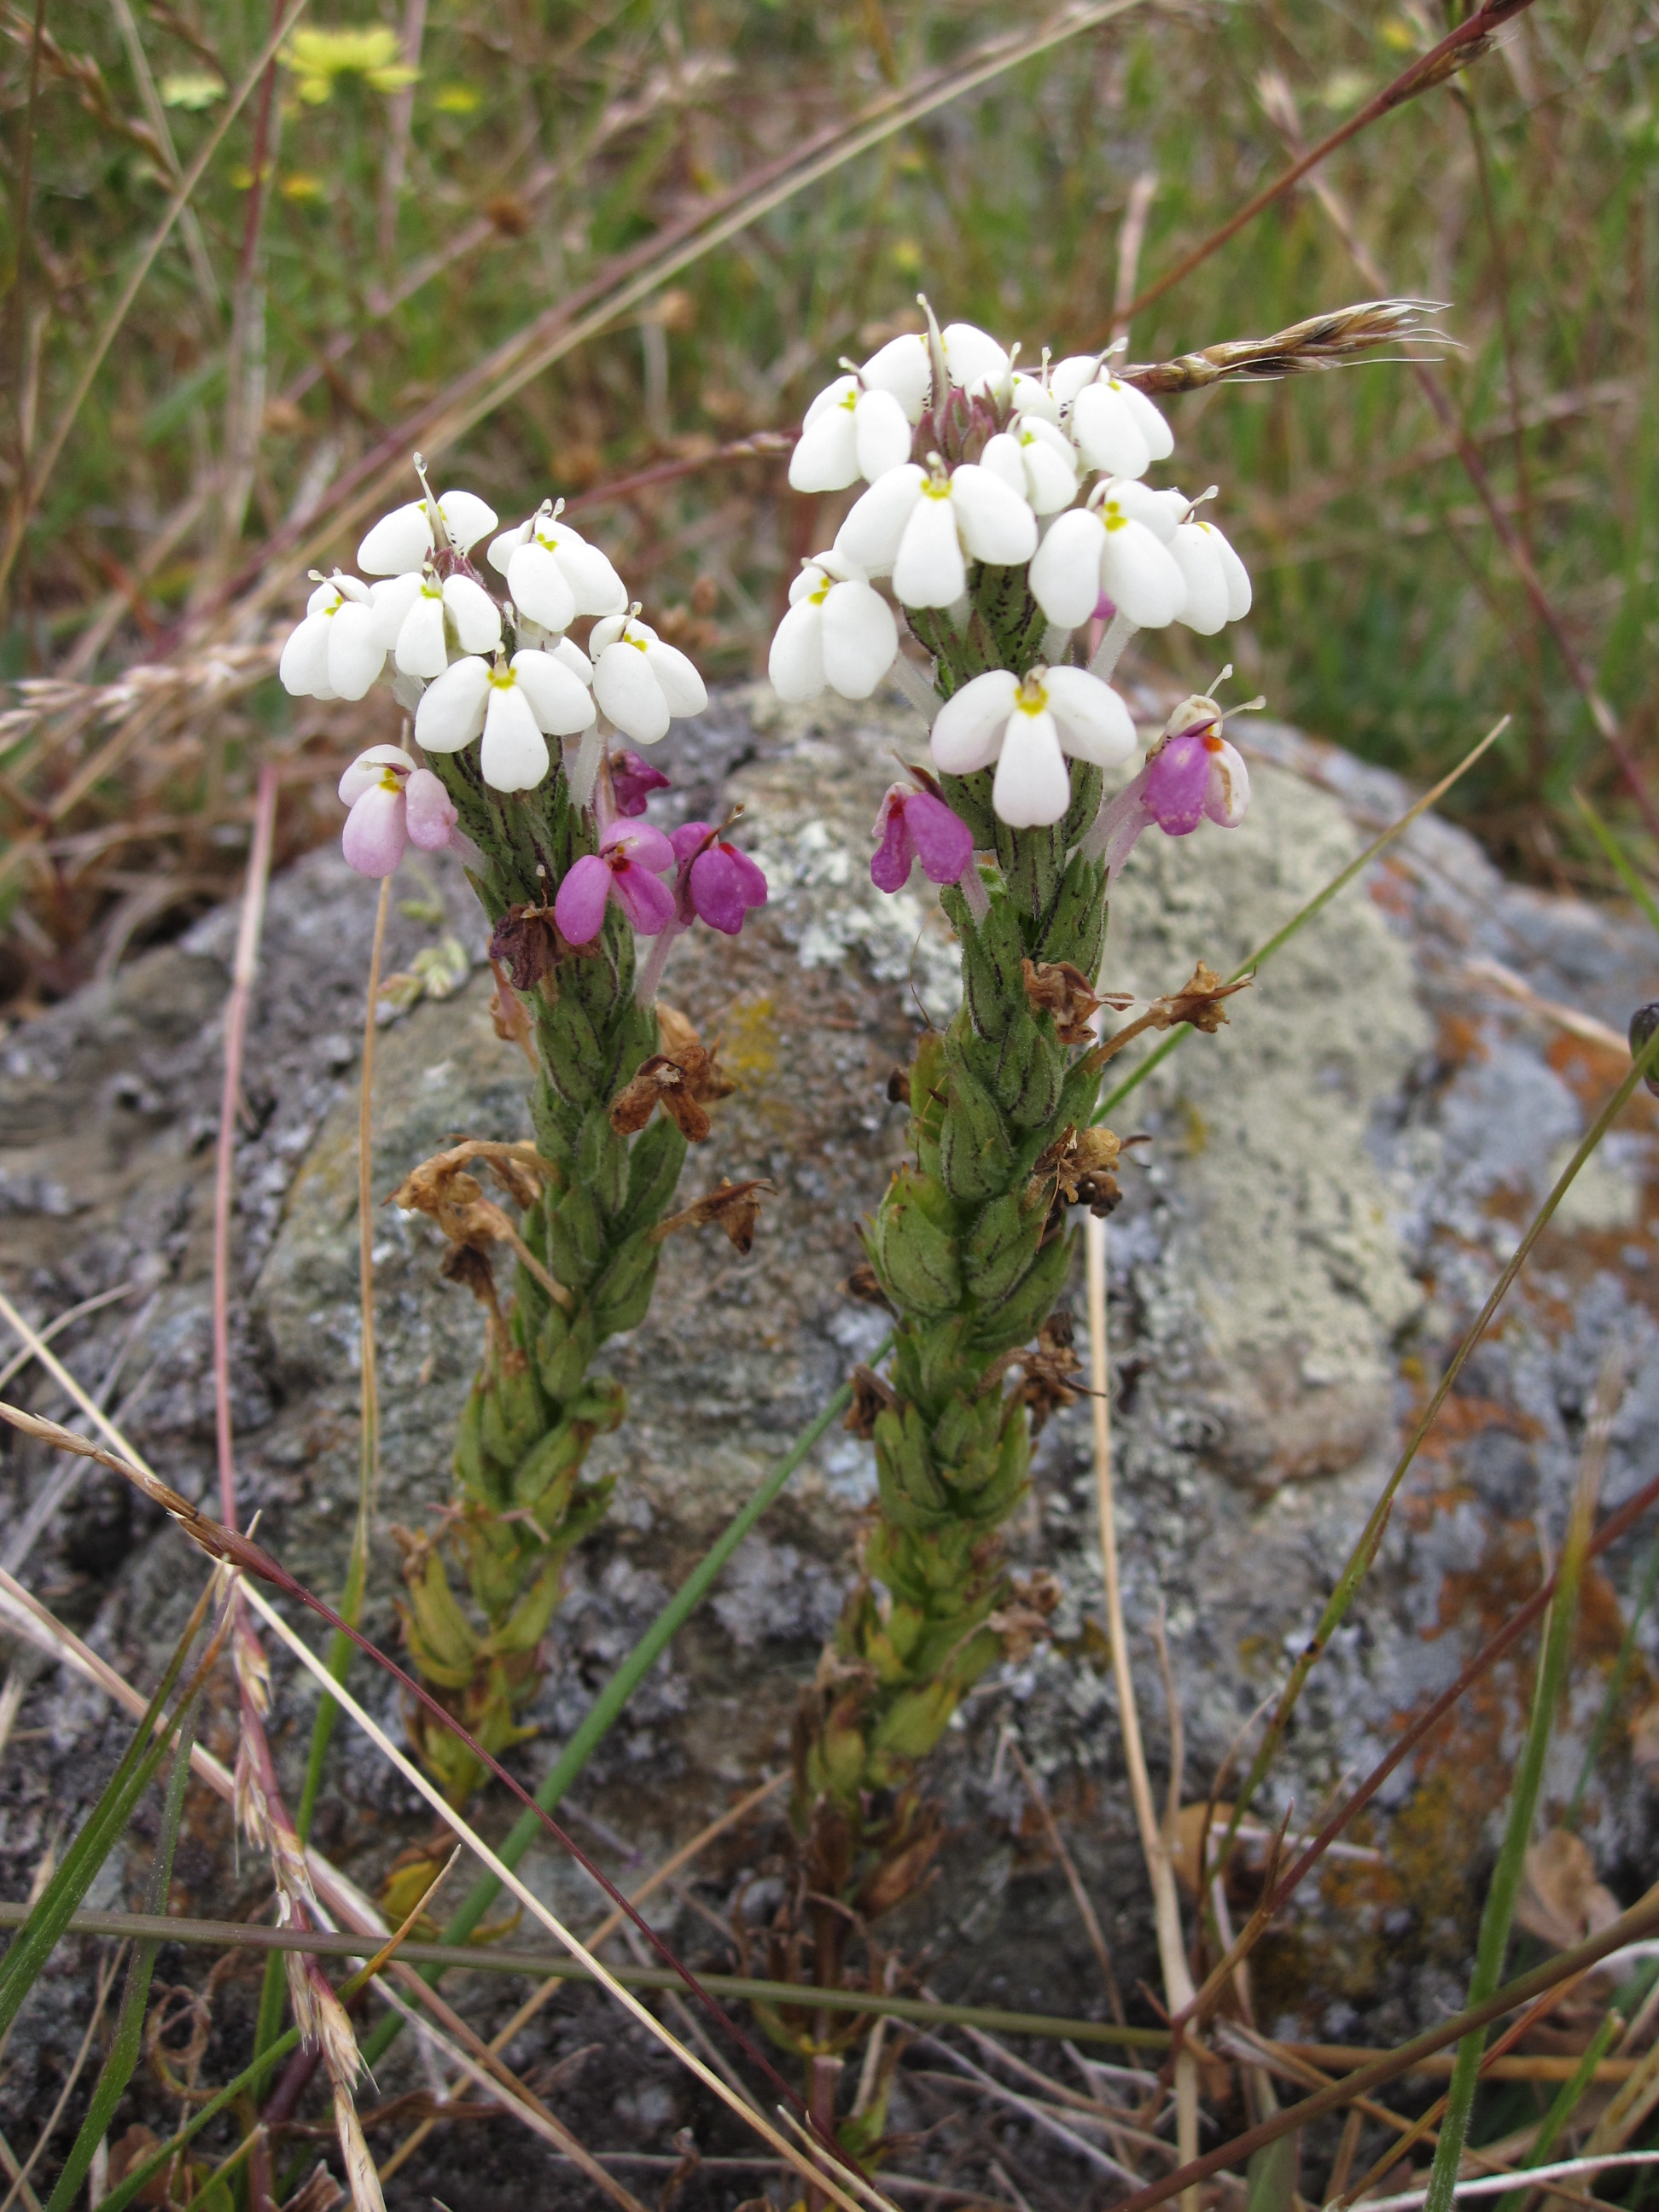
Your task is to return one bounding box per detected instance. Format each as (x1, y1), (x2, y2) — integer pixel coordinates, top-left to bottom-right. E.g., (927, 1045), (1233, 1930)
(1367, 859), (1417, 922)
(1547, 1029), (1657, 1109)
(1410, 1390), (1544, 1468)
(1430, 1518), (1546, 1644)
(1435, 1009), (1489, 1071)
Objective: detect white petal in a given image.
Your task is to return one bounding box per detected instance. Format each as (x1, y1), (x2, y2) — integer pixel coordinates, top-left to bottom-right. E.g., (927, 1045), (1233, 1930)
(588, 614), (630, 655)
(860, 335), (930, 422)
(1050, 354), (1099, 405)
(1116, 379), (1174, 462)
(1010, 372), (1062, 424)
(1070, 381), (1151, 480)
(508, 538), (577, 633)
(1043, 667), (1137, 766)
(339, 744), (413, 805)
(820, 579), (897, 699)
(437, 489), (498, 553)
(1027, 508), (1104, 627)
(279, 612), (333, 696)
(306, 578), (344, 615)
(1170, 525), (1230, 635)
(1206, 737), (1251, 826)
(370, 571), (423, 648)
(930, 670), (1021, 775)
(358, 499), (432, 575)
(1017, 417), (1080, 514)
(394, 589), (450, 678)
(335, 573), (372, 604)
(414, 656), (490, 752)
(893, 488), (966, 608)
(992, 707), (1070, 827)
(511, 649), (597, 735)
(940, 321), (1009, 394)
(545, 525), (626, 617)
(1199, 520), (1252, 620)
(1109, 478), (1184, 539)
(979, 433), (1027, 499)
(949, 464), (1037, 566)
(853, 387), (913, 481)
(789, 399), (861, 493)
(594, 641), (669, 743)
(480, 681), (550, 792)
(1099, 515), (1187, 629)
(444, 573), (503, 654)
(788, 561), (830, 608)
(644, 640), (707, 717)
(550, 634), (594, 684)
(767, 598), (825, 702)
(834, 463), (924, 576)
(328, 602), (386, 699)
(486, 516), (533, 576)
(802, 373), (858, 431)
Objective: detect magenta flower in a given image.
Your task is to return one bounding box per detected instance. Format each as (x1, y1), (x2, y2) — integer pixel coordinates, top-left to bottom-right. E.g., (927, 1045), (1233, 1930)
(338, 745), (459, 879)
(870, 784), (974, 894)
(553, 821), (677, 944)
(611, 750), (672, 818)
(669, 821), (768, 935)
(1086, 695), (1250, 883)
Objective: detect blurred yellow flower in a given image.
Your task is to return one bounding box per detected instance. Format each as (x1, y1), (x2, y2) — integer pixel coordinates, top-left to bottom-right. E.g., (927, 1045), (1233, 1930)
(890, 239), (922, 275)
(280, 172), (326, 200)
(433, 82), (481, 114)
(280, 25), (418, 104)
(160, 72), (224, 109)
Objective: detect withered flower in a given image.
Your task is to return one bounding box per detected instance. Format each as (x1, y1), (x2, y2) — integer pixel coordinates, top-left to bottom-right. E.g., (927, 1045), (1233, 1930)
(1149, 958), (1250, 1034)
(487, 902), (562, 991)
(609, 1010), (735, 1141)
(989, 1569), (1063, 1662)
(652, 1178), (771, 1255)
(1021, 958), (1124, 1046)
(1030, 1123), (1124, 1217)
(1015, 1311), (1084, 1435)
(844, 1363), (899, 1441)
(390, 1140), (568, 1309)
(843, 1261), (896, 1312)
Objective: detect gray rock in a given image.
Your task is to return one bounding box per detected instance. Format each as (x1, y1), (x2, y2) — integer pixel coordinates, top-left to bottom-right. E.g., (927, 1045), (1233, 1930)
(3, 683), (1658, 2180)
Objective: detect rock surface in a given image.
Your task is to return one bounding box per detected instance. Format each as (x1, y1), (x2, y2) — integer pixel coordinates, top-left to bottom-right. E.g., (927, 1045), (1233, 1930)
(3, 684), (1658, 2195)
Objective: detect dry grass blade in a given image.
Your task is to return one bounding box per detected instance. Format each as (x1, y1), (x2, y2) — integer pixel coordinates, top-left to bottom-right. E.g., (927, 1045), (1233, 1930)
(1125, 300), (1447, 393)
(1359, 2157), (1659, 2212)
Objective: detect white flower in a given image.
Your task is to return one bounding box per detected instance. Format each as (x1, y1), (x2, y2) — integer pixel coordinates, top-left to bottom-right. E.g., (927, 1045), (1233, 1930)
(278, 573), (382, 701)
(940, 320), (1010, 396)
(860, 333), (932, 421)
(368, 570), (501, 678)
(486, 505), (627, 630)
(980, 415), (1080, 515)
(1167, 515), (1252, 635)
(835, 462), (1037, 609)
(415, 648), (596, 792)
(589, 614), (708, 745)
(769, 550), (899, 702)
(1028, 480), (1188, 630)
(357, 487), (498, 576)
(931, 665), (1138, 829)
(789, 375), (914, 492)
(1067, 369), (1174, 480)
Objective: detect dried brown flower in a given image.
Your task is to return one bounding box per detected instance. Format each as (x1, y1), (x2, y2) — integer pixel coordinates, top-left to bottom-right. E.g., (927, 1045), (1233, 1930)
(1031, 1124), (1124, 1218)
(1015, 1313), (1085, 1435)
(389, 1141), (568, 1310)
(1148, 960), (1252, 1034)
(842, 1261), (896, 1313)
(486, 958), (537, 1066)
(989, 1569), (1063, 1662)
(653, 1178), (771, 1254)
(1022, 958), (1126, 1046)
(844, 1364), (899, 1441)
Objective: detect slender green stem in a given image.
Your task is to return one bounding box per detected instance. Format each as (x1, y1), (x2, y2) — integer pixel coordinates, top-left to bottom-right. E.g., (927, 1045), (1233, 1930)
(1423, 1438), (1602, 2212)
(357, 1348), (888, 2070)
(1493, 2012), (1621, 2212)
(1566, 1526), (1659, 1828)
(1573, 789), (1659, 938)
(1097, 717), (1507, 1122)
(45, 1705), (197, 2212)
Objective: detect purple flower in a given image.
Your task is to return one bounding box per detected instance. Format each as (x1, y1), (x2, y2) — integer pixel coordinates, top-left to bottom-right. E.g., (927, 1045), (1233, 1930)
(553, 820), (677, 944)
(338, 745), (458, 879)
(669, 821), (768, 936)
(1086, 695), (1250, 883)
(611, 749), (672, 818)
(870, 784), (974, 894)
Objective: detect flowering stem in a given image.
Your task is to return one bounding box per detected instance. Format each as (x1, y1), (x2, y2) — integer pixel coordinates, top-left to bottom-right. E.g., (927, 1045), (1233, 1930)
(1039, 622), (1073, 664)
(955, 856), (990, 923)
(567, 723), (606, 812)
(888, 646), (941, 726)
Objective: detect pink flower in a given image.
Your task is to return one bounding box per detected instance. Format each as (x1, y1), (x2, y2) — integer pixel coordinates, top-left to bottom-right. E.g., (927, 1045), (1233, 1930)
(611, 750), (672, 818)
(870, 785), (973, 894)
(1086, 695), (1250, 883)
(669, 822), (768, 935)
(337, 746), (458, 879)
(552, 820), (677, 944)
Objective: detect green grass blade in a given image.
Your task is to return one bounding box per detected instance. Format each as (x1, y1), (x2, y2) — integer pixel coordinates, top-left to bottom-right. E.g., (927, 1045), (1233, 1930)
(90, 2024), (301, 2212)
(357, 1348), (886, 2071)
(0, 1586), (210, 2041)
(1492, 2011), (1621, 2212)
(1097, 718), (1508, 1123)
(45, 1702), (197, 2212)
(1423, 1434), (1603, 2212)
(1220, 1023), (1659, 1873)
(1574, 790), (1659, 939)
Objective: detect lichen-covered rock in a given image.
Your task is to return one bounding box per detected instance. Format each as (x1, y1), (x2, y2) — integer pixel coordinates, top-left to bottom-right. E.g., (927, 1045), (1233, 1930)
(3, 684), (1656, 2166)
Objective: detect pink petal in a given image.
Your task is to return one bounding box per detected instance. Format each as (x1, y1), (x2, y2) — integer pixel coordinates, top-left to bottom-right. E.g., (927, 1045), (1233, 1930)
(601, 819), (675, 872)
(669, 819), (716, 864)
(904, 791), (973, 883)
(1142, 731), (1212, 835)
(724, 844), (767, 911)
(341, 784), (408, 878)
(870, 791), (915, 894)
(687, 847), (748, 934)
(404, 768), (458, 852)
(610, 859), (677, 935)
(1093, 772), (1154, 884)
(338, 744), (411, 807)
(612, 751), (671, 817)
(553, 854), (612, 944)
